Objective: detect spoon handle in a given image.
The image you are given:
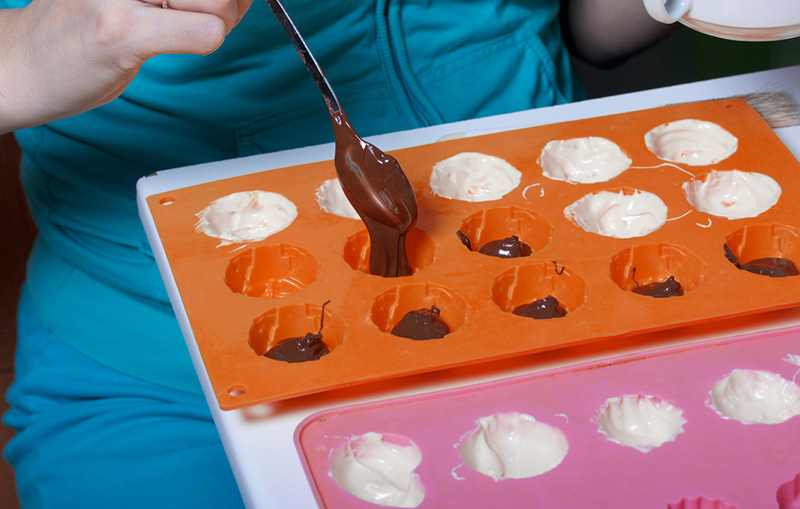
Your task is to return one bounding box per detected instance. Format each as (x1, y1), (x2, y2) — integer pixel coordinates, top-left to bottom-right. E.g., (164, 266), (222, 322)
(265, 0), (341, 112)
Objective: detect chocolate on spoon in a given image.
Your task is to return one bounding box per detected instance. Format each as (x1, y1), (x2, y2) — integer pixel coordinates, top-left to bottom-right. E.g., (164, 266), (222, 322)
(267, 0), (417, 277)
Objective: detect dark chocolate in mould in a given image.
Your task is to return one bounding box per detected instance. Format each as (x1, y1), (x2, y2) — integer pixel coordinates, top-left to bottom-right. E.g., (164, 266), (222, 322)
(391, 306), (451, 340)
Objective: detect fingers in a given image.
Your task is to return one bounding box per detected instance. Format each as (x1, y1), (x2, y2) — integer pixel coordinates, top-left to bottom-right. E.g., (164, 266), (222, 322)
(141, 0), (246, 33)
(134, 0), (254, 56)
(137, 8), (227, 55)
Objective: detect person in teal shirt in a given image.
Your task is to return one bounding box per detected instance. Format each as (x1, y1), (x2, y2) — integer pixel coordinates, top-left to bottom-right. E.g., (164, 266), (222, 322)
(0, 0), (672, 506)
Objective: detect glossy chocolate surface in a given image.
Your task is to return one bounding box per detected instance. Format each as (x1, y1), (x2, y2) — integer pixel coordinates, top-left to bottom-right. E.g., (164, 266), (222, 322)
(633, 275), (684, 298)
(391, 306), (450, 340)
(724, 244), (799, 277)
(265, 333), (330, 362)
(331, 109), (417, 277)
(512, 295), (567, 319)
(478, 235), (533, 258)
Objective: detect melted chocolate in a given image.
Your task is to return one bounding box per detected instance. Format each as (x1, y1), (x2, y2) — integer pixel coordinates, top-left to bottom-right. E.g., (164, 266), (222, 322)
(391, 306), (450, 340)
(265, 300), (332, 362)
(479, 236), (532, 258)
(724, 244), (798, 277)
(513, 295), (567, 319)
(331, 109), (417, 277)
(633, 275), (684, 298)
(264, 333), (330, 362)
(456, 230), (472, 251)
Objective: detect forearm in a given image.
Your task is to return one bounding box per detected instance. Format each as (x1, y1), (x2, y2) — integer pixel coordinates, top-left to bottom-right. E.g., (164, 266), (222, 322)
(561, 0), (678, 67)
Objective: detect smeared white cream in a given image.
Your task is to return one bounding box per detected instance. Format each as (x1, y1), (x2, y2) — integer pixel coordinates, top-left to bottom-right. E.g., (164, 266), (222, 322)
(596, 394), (686, 452)
(430, 152), (521, 202)
(683, 169), (781, 219)
(564, 190), (668, 238)
(329, 432), (425, 508)
(709, 369), (800, 424)
(539, 137), (632, 183)
(315, 178), (360, 219)
(458, 412), (568, 480)
(196, 190), (297, 243)
(645, 119), (738, 166)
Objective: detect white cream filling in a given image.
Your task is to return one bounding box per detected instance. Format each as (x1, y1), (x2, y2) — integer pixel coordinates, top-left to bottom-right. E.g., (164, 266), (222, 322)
(709, 369), (800, 424)
(683, 169), (781, 219)
(329, 432), (425, 508)
(645, 119), (738, 166)
(564, 190), (668, 238)
(315, 178), (360, 219)
(430, 152), (521, 202)
(196, 190), (297, 243)
(539, 137), (632, 184)
(458, 412), (568, 480)
(596, 394), (686, 452)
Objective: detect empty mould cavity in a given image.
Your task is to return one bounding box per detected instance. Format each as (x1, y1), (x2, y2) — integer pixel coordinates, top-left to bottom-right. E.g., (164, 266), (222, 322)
(457, 207), (552, 258)
(492, 262), (587, 318)
(344, 228), (436, 276)
(610, 243), (705, 297)
(315, 178), (360, 219)
(249, 303), (346, 362)
(596, 394), (686, 452)
(371, 283), (467, 340)
(683, 169), (781, 219)
(666, 497), (738, 509)
(429, 152), (521, 202)
(708, 368), (800, 424)
(645, 119), (738, 166)
(539, 136), (632, 183)
(777, 472), (800, 509)
(564, 188), (668, 239)
(329, 432), (425, 508)
(458, 412), (568, 480)
(195, 190), (297, 243)
(724, 224), (800, 277)
(225, 244), (318, 298)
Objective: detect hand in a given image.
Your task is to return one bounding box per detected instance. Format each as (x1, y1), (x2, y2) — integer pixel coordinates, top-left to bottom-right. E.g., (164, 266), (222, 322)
(0, 0), (253, 133)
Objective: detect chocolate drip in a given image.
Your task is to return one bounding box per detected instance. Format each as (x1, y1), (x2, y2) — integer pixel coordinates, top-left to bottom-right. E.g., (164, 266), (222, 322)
(724, 243), (798, 277)
(478, 236), (532, 258)
(331, 109), (417, 277)
(513, 295), (567, 319)
(633, 275), (684, 298)
(391, 306), (450, 340)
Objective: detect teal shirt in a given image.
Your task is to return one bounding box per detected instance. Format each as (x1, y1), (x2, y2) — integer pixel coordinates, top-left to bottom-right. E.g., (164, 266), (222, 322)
(7, 0), (582, 393)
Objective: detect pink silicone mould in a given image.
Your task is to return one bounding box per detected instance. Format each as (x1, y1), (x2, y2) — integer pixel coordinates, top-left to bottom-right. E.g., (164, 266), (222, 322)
(296, 326), (800, 508)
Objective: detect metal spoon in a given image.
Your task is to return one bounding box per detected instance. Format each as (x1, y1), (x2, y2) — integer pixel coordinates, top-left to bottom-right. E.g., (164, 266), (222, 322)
(265, 0), (418, 277)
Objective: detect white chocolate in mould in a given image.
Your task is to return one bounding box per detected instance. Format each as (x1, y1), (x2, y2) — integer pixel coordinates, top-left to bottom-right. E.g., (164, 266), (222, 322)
(316, 178), (360, 219)
(329, 432), (425, 508)
(563, 189), (668, 239)
(683, 169), (781, 219)
(708, 368), (800, 424)
(458, 412), (568, 480)
(539, 136), (632, 184)
(429, 152), (521, 202)
(645, 119), (738, 166)
(596, 394), (686, 452)
(196, 190), (297, 243)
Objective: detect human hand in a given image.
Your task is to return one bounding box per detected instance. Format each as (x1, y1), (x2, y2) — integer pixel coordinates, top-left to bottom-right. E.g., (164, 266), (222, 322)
(0, 0), (253, 133)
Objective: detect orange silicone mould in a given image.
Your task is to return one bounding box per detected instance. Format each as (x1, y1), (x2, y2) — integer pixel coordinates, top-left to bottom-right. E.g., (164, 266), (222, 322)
(146, 99), (800, 409)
